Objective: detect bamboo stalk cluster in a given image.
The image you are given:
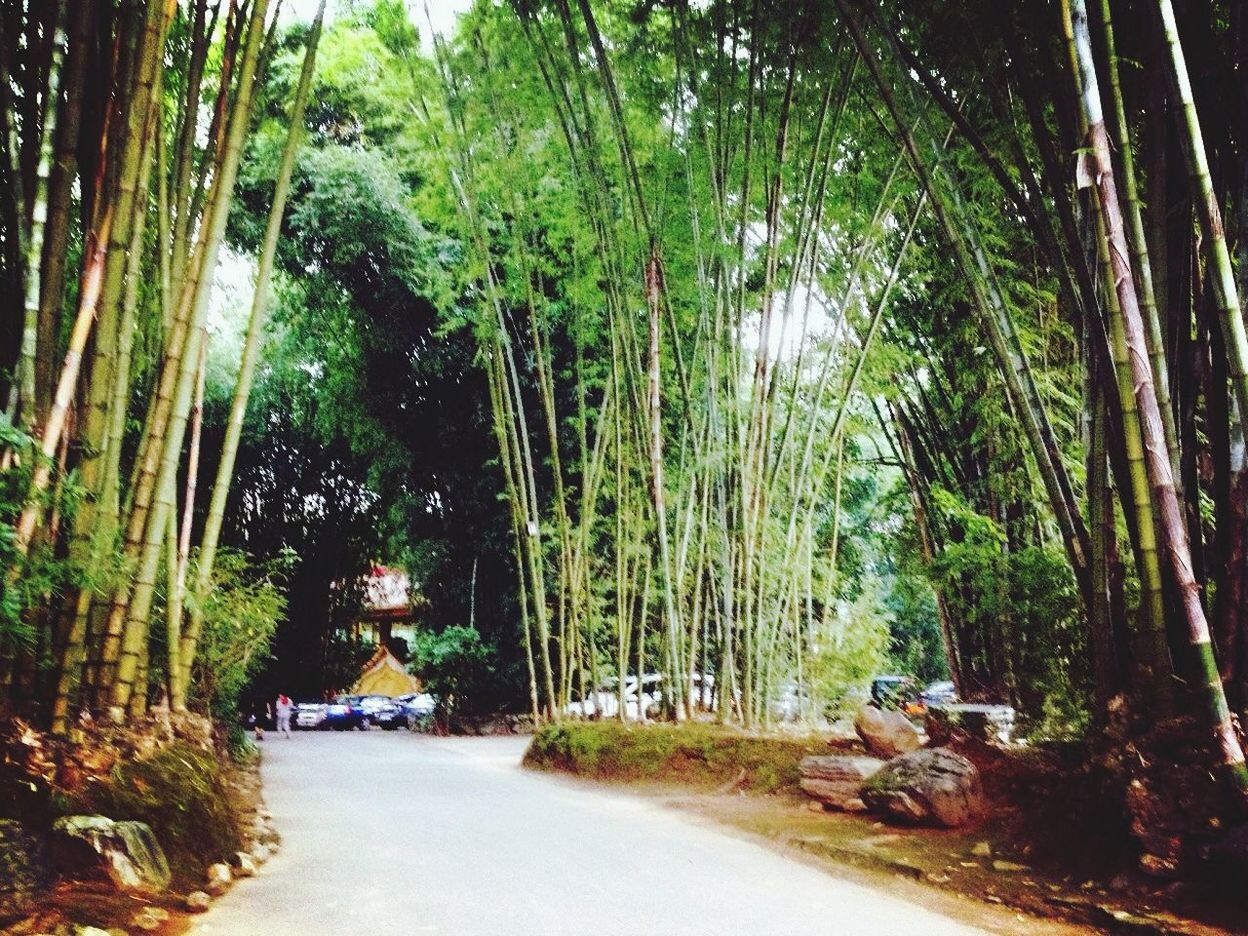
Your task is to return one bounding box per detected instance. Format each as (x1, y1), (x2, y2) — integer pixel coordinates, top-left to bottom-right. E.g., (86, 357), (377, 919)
(0, 0), (324, 730)
(420, 0), (938, 727)
(422, 0), (1248, 805)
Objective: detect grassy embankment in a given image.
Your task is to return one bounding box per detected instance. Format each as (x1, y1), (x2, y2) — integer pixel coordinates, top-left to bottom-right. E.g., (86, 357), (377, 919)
(70, 743), (246, 887)
(523, 721), (826, 794)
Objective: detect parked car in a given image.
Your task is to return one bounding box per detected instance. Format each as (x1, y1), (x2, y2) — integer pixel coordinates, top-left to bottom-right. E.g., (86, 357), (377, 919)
(373, 699), (413, 730)
(869, 675), (925, 715)
(769, 682), (815, 722)
(343, 694), (395, 728)
(651, 673), (717, 713)
(565, 675), (655, 719)
(396, 692), (437, 718)
(564, 677), (629, 719)
(320, 697), (367, 730)
(920, 680), (958, 706)
(565, 673), (714, 719)
(294, 701), (326, 730)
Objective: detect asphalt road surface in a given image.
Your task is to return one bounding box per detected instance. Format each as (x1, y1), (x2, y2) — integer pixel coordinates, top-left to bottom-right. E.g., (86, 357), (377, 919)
(193, 732), (1084, 936)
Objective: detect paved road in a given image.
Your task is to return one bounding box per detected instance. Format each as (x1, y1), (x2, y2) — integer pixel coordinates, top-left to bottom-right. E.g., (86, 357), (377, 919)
(193, 733), (1069, 936)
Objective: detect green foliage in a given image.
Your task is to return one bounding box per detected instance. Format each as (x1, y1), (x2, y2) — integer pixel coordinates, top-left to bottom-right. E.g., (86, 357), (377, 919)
(188, 549), (290, 722)
(407, 625), (495, 714)
(927, 487), (1088, 720)
(0, 414), (32, 640)
(0, 415), (88, 659)
(807, 580), (893, 716)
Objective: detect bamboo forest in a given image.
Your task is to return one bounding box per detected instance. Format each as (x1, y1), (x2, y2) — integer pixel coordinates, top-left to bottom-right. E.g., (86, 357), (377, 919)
(5, 0), (1248, 931)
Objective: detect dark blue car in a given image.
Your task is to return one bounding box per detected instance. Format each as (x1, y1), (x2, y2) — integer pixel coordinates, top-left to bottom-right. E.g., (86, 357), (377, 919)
(320, 697), (367, 730)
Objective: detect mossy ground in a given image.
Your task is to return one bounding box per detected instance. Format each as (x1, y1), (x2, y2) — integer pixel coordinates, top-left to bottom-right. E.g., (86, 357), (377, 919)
(524, 721), (828, 794)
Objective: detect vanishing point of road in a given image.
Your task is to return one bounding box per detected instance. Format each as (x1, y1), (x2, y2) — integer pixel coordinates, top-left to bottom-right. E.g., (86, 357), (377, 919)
(193, 733), (1093, 936)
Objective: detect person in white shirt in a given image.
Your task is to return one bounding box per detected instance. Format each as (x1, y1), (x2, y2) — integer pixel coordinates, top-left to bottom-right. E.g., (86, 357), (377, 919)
(275, 693), (294, 738)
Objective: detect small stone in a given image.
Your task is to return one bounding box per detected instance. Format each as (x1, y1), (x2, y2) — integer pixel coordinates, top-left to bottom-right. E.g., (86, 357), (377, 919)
(205, 862), (232, 895)
(73, 927), (113, 936)
(234, 852), (258, 878)
(986, 895), (1004, 904)
(971, 841), (992, 857)
(992, 859), (1029, 872)
(843, 797), (868, 813)
(130, 906), (169, 931)
(185, 890), (211, 913)
(1107, 872), (1133, 892)
(927, 872), (951, 884)
(251, 843), (272, 863)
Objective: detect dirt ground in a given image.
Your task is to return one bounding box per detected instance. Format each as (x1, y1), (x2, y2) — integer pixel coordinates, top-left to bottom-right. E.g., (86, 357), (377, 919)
(655, 788), (1247, 936)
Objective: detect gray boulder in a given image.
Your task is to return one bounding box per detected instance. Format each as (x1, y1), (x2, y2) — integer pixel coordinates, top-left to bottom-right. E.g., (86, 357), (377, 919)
(925, 704), (1016, 744)
(854, 704), (922, 758)
(51, 816), (170, 894)
(860, 747), (986, 827)
(798, 755), (885, 808)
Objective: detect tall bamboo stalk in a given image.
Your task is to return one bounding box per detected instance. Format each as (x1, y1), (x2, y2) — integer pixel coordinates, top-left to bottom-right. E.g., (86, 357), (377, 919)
(1155, 0), (1248, 443)
(109, 0), (271, 713)
(176, 0), (326, 706)
(1071, 0), (1248, 800)
(836, 0), (1091, 605)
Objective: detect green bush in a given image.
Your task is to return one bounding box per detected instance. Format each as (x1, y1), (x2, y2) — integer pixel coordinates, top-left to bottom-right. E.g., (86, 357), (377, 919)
(187, 548), (289, 723)
(407, 625), (495, 715)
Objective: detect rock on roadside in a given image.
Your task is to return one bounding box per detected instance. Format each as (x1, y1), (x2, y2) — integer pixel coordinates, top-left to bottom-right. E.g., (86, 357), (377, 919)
(860, 747), (986, 828)
(205, 862), (232, 896)
(185, 890), (212, 913)
(798, 755), (885, 809)
(130, 905), (170, 931)
(51, 816), (171, 894)
(233, 851), (258, 878)
(854, 704), (922, 759)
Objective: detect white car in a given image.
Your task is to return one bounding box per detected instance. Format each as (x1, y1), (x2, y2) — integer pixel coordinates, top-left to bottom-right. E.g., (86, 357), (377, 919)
(294, 702), (326, 729)
(565, 673), (715, 719)
(769, 683), (815, 722)
(565, 675), (656, 719)
(396, 692), (437, 718)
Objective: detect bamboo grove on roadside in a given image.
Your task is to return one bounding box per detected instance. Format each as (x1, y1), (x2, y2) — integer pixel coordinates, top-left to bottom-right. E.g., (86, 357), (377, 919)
(0, 0), (325, 729)
(3, 0), (1248, 808)
(415, 0), (1248, 799)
